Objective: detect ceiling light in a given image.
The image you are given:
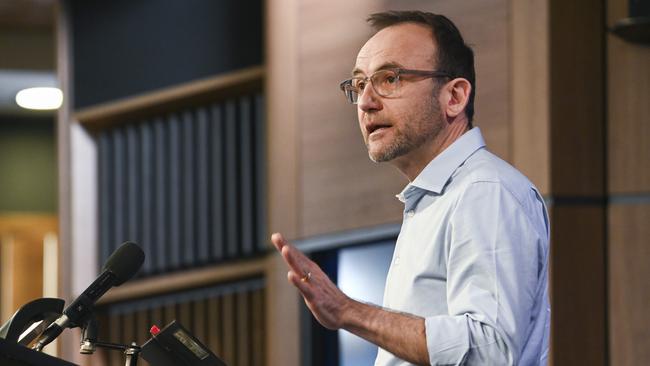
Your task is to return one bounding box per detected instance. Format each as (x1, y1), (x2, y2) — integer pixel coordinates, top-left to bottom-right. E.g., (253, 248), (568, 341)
(15, 87), (63, 110)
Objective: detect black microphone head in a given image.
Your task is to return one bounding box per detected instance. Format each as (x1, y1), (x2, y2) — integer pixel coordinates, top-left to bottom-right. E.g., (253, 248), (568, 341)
(102, 241), (145, 285)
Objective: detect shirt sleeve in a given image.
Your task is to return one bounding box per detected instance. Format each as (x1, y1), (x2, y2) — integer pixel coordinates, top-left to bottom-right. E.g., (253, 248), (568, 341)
(424, 181), (547, 365)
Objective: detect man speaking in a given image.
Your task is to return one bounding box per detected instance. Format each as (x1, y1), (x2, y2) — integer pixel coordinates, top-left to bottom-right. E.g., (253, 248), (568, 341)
(272, 10), (550, 365)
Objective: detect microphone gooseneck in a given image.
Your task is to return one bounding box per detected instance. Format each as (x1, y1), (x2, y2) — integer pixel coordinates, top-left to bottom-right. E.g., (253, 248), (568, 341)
(33, 242), (144, 351)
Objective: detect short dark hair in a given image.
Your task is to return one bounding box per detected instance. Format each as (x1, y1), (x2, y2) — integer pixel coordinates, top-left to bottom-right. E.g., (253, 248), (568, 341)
(367, 11), (476, 125)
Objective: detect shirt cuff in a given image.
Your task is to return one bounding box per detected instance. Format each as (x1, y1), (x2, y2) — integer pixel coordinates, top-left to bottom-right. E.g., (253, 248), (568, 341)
(424, 315), (470, 365)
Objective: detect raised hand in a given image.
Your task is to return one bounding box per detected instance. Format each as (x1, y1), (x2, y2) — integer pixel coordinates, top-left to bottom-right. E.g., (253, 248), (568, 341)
(270, 232), (351, 330)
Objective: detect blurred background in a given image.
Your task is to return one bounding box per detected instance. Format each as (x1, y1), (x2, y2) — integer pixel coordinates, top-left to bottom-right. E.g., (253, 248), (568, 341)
(0, 0), (648, 365)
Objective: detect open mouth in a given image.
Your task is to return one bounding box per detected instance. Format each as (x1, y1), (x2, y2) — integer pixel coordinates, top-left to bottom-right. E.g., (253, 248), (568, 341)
(367, 124), (391, 136)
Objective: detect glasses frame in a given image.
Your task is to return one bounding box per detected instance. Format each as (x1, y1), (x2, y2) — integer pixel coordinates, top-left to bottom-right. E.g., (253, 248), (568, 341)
(339, 68), (453, 104)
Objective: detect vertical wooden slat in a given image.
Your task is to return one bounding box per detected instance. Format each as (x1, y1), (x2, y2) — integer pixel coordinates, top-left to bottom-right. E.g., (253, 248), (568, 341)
(126, 123), (140, 242)
(98, 131), (113, 266)
(182, 110), (196, 267)
(193, 298), (208, 344)
(239, 96), (254, 256)
(178, 300), (192, 334)
(136, 306), (151, 347)
(112, 128), (125, 252)
(122, 310), (136, 347)
(150, 305), (164, 330)
(163, 301), (176, 326)
(140, 121), (153, 274)
(251, 288), (265, 366)
(92, 312), (111, 366)
(168, 114), (182, 270)
(224, 100), (240, 259)
(254, 93), (267, 252)
(222, 292), (236, 365)
(107, 312), (121, 366)
(236, 290), (250, 366)
(196, 108), (210, 264)
(153, 117), (167, 273)
(210, 104), (225, 262)
(208, 296), (223, 357)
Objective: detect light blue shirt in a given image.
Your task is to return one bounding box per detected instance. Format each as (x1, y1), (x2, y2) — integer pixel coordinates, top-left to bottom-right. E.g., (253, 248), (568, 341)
(375, 128), (550, 365)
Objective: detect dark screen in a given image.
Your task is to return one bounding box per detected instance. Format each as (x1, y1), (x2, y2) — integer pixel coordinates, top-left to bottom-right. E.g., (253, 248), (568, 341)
(70, 0), (263, 109)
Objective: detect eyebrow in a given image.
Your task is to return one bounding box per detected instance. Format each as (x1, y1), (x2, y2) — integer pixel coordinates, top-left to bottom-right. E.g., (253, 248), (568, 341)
(351, 61), (405, 77)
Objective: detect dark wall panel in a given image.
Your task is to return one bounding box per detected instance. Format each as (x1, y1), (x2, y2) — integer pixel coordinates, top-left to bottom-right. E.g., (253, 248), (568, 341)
(70, 0), (263, 109)
(97, 93), (266, 276)
(98, 278), (265, 366)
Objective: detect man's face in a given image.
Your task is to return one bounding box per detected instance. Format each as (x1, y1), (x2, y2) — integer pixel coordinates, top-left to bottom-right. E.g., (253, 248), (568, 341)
(354, 23), (445, 163)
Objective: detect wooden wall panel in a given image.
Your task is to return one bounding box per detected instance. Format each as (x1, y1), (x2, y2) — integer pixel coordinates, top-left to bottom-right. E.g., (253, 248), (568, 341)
(297, 0), (402, 238)
(606, 0), (650, 361)
(607, 35), (650, 193)
(387, 0), (511, 160)
(297, 0), (511, 237)
(96, 282), (265, 366)
(265, 255), (300, 366)
(266, 0), (301, 240)
(606, 0), (626, 26)
(609, 204), (650, 366)
(549, 0), (605, 197)
(550, 205), (606, 366)
(511, 0), (551, 195)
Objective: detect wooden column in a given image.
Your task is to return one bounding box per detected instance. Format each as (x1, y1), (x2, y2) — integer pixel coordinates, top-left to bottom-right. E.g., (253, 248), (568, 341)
(606, 0), (650, 365)
(513, 0), (607, 364)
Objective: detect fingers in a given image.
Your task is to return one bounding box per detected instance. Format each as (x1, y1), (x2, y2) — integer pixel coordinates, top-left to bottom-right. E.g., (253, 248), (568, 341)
(281, 245), (312, 276)
(270, 232), (286, 251)
(271, 232), (313, 277)
(287, 270), (314, 300)
(271, 232), (319, 299)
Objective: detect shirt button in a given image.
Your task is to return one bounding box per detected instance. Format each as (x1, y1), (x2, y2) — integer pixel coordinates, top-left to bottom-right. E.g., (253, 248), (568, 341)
(406, 210), (415, 217)
(394, 256), (400, 265)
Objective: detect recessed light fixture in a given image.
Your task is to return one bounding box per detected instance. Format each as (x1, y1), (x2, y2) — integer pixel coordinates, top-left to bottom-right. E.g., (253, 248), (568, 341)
(15, 87), (63, 110)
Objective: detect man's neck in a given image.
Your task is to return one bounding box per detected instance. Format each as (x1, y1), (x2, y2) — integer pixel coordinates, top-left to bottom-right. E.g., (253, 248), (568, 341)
(393, 119), (470, 182)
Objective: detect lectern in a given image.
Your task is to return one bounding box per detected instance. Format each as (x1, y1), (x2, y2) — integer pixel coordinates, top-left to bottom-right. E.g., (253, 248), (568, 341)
(0, 337), (77, 366)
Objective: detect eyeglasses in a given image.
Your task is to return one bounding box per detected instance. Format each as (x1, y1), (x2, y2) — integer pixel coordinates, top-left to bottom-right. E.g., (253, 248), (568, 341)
(339, 68), (452, 104)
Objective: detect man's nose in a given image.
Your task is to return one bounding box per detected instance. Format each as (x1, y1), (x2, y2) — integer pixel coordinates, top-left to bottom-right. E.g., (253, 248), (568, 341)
(357, 85), (382, 112)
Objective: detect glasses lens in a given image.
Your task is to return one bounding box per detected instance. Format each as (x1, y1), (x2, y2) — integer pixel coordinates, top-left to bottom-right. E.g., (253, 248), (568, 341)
(371, 70), (398, 97)
(340, 80), (359, 104)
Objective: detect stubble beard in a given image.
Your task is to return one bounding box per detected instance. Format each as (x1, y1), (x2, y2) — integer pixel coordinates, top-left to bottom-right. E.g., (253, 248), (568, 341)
(367, 95), (444, 163)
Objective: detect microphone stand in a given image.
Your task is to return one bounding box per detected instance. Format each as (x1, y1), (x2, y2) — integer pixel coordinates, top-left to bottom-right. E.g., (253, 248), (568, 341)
(79, 315), (141, 366)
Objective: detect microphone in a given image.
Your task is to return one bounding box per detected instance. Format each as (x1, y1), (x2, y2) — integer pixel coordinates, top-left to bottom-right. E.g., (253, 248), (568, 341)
(33, 241), (144, 351)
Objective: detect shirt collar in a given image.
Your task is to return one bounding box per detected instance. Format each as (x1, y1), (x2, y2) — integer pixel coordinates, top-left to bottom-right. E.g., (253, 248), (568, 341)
(397, 127), (486, 201)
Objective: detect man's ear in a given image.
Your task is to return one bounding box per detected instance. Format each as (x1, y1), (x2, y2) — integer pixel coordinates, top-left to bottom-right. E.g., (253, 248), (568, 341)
(442, 78), (471, 119)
